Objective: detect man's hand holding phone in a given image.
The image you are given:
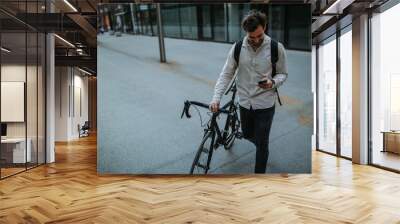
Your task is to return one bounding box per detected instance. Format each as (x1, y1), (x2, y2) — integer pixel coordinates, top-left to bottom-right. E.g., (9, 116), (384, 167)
(258, 78), (274, 89)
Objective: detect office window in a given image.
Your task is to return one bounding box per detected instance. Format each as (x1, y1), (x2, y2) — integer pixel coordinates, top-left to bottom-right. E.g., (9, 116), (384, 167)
(371, 3), (400, 171)
(340, 27), (352, 158)
(317, 35), (337, 154)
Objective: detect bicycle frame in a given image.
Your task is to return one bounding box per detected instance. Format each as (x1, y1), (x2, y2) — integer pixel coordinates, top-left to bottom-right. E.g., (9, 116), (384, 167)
(182, 81), (240, 173)
(209, 89), (238, 148)
(181, 82), (239, 149)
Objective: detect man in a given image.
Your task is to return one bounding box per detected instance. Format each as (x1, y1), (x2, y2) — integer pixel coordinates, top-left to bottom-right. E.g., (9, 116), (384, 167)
(210, 10), (288, 173)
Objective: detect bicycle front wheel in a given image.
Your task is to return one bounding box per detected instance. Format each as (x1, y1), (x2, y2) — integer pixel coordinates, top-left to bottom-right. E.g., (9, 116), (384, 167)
(190, 131), (215, 174)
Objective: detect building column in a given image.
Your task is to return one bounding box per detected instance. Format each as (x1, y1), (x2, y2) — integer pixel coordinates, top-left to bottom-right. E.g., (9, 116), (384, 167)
(312, 45), (317, 150)
(46, 33), (55, 163)
(352, 14), (369, 164)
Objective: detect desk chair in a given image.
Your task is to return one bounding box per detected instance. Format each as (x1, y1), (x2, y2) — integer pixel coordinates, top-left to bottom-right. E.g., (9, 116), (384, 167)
(78, 121), (90, 138)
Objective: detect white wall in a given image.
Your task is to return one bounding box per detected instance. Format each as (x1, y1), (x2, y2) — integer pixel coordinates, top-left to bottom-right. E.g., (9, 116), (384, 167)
(1, 65), (40, 138)
(1, 66), (26, 140)
(71, 72), (89, 138)
(55, 67), (89, 141)
(55, 66), (70, 141)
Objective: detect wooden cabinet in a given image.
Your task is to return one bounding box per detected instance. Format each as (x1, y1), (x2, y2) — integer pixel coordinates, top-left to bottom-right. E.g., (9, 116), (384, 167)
(382, 131), (400, 154)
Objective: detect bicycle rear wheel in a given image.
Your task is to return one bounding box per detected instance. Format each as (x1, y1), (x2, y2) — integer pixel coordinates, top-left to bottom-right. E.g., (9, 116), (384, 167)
(190, 131), (215, 174)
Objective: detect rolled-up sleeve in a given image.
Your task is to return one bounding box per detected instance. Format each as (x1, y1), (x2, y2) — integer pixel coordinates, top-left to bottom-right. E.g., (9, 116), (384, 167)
(272, 43), (288, 88)
(211, 44), (237, 103)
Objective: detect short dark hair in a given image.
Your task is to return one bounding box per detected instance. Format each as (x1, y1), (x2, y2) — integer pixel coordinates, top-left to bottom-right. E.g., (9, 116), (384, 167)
(241, 10), (267, 32)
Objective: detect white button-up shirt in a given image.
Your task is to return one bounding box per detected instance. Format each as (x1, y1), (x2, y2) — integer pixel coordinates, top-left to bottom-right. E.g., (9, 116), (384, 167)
(212, 34), (288, 110)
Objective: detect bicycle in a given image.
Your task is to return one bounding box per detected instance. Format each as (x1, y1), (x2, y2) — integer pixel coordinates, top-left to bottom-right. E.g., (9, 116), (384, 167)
(181, 81), (242, 174)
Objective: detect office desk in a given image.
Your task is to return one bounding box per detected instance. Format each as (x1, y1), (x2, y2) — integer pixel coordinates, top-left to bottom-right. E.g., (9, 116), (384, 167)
(1, 138), (31, 163)
(382, 131), (400, 154)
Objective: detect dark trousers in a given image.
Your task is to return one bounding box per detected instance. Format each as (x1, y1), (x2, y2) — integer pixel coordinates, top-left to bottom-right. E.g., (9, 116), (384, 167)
(240, 105), (275, 173)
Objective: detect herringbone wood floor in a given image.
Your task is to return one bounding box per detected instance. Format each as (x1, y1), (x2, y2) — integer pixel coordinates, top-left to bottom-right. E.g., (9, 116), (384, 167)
(1, 134), (400, 224)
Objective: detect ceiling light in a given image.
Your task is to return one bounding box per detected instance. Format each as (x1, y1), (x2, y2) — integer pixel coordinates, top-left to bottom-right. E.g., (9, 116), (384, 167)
(1, 47), (11, 53)
(63, 0), (78, 12)
(54, 34), (75, 48)
(323, 0), (344, 15)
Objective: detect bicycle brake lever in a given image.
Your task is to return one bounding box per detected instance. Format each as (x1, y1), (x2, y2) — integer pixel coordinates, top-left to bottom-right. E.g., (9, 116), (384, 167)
(180, 107), (185, 119)
(181, 101), (188, 118)
(184, 101), (191, 118)
(180, 101), (191, 119)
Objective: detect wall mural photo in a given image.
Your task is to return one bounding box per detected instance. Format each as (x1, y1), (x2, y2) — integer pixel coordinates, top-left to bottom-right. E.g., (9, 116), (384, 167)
(97, 3), (312, 174)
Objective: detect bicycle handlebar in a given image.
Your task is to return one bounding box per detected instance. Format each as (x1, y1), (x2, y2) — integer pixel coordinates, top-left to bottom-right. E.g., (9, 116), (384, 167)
(180, 100), (230, 119)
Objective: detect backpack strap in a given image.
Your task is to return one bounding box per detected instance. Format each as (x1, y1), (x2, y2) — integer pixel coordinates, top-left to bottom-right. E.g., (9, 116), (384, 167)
(270, 39), (282, 106)
(271, 39), (278, 77)
(233, 40), (243, 66)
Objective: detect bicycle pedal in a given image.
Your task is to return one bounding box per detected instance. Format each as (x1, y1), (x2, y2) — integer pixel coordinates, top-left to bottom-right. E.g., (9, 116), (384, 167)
(236, 132), (243, 139)
(197, 163), (207, 170)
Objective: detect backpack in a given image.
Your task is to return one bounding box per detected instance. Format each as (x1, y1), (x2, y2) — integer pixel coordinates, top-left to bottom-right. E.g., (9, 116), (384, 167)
(233, 38), (283, 106)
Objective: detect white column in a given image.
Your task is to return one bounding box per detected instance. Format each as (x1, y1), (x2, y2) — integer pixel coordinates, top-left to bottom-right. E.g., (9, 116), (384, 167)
(352, 14), (369, 164)
(312, 45), (317, 150)
(54, 67), (73, 141)
(46, 33), (55, 163)
(45, 0), (56, 163)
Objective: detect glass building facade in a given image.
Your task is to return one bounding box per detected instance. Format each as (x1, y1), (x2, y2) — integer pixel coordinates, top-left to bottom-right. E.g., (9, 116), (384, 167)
(98, 3), (311, 51)
(317, 34), (337, 155)
(314, 0), (400, 172)
(370, 3), (400, 171)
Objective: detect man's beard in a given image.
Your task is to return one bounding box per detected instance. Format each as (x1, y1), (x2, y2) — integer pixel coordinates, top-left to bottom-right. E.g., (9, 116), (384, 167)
(249, 39), (263, 49)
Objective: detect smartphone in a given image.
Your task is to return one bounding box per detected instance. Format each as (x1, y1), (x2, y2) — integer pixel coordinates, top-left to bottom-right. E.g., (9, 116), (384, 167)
(258, 80), (269, 85)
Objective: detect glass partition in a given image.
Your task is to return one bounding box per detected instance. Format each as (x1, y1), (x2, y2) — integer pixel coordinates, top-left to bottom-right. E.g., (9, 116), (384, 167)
(339, 26), (352, 158)
(317, 35), (337, 154)
(27, 30), (39, 169)
(0, 1), (46, 179)
(0, 31), (28, 177)
(371, 3), (400, 171)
